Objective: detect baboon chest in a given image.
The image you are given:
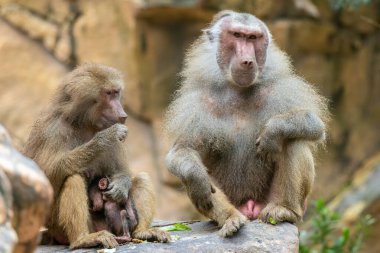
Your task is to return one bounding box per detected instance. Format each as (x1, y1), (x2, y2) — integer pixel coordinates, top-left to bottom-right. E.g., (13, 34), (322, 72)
(205, 132), (272, 204)
(202, 118), (271, 202)
(199, 87), (274, 203)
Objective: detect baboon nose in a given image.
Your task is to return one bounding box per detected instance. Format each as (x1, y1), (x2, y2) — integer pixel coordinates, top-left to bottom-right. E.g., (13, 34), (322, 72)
(119, 114), (128, 124)
(241, 60), (254, 68)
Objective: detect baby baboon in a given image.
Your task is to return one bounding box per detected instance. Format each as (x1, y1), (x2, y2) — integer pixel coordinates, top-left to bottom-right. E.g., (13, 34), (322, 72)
(88, 177), (138, 243)
(165, 10), (329, 237)
(24, 63), (169, 249)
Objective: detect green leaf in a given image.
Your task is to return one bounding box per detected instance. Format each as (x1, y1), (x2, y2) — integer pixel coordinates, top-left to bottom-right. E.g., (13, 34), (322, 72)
(159, 223), (192, 232)
(268, 217), (277, 225)
(299, 244), (311, 253)
(315, 199), (325, 211)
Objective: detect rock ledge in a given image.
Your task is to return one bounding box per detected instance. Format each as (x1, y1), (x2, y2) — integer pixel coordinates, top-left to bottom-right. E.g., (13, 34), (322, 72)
(37, 220), (298, 253)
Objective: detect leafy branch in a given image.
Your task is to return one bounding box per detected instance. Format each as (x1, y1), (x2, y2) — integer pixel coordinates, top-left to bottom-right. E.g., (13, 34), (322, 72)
(299, 200), (375, 253)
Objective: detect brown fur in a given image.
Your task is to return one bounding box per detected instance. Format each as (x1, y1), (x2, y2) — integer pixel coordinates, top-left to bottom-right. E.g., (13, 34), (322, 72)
(24, 63), (169, 248)
(165, 11), (329, 237)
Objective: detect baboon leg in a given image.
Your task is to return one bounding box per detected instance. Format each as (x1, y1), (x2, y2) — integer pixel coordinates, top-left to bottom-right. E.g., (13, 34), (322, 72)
(130, 172), (170, 242)
(58, 174), (118, 249)
(260, 142), (315, 223)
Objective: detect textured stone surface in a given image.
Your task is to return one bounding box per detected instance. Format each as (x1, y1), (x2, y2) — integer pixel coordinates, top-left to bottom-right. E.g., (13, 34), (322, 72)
(340, 4), (379, 34)
(329, 152), (380, 221)
(0, 125), (53, 253)
(290, 21), (336, 54)
(0, 165), (17, 253)
(0, 20), (67, 144)
(36, 220), (299, 253)
(1, 4), (59, 50)
(328, 152), (380, 253)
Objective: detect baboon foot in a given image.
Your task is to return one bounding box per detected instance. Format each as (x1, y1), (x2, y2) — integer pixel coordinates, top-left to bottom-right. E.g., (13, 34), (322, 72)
(259, 203), (300, 224)
(69, 230), (118, 249)
(133, 228), (171, 243)
(218, 211), (247, 237)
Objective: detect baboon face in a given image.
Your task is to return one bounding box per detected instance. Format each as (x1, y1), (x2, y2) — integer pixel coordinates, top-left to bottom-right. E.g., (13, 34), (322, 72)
(98, 177), (108, 190)
(93, 88), (128, 130)
(61, 64), (128, 131)
(215, 15), (269, 87)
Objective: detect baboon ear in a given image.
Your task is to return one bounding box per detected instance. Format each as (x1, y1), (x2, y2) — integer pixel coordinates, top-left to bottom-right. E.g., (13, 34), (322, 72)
(204, 29), (214, 42)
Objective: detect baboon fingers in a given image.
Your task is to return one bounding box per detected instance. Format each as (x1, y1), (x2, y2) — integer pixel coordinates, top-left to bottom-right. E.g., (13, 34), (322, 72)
(133, 228), (171, 243)
(102, 236), (118, 249)
(218, 211), (247, 237)
(153, 229), (171, 243)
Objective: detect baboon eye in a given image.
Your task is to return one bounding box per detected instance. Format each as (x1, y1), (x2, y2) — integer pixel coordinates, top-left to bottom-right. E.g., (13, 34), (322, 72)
(106, 91), (112, 95)
(233, 32), (241, 38)
(248, 35), (257, 40)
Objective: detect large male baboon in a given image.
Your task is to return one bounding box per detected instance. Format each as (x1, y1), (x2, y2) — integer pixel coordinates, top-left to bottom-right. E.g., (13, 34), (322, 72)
(24, 63), (169, 248)
(165, 10), (329, 237)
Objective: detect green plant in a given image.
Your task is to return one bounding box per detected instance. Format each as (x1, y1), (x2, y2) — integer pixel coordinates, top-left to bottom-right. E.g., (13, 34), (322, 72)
(159, 223), (192, 232)
(299, 200), (375, 253)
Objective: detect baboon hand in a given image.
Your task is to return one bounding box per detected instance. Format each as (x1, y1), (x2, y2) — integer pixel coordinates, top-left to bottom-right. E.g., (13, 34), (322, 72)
(106, 123), (129, 142)
(255, 125), (282, 157)
(103, 177), (130, 203)
(187, 177), (214, 212)
(94, 123), (128, 147)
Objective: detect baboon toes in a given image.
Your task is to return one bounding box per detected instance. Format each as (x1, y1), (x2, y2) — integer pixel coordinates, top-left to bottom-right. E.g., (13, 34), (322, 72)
(133, 228), (171, 243)
(259, 203), (300, 224)
(69, 230), (118, 249)
(218, 211), (247, 237)
(153, 229), (171, 243)
(98, 233), (119, 249)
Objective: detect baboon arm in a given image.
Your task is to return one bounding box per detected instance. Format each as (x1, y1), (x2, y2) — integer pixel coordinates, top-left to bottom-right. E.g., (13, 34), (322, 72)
(166, 143), (215, 211)
(103, 143), (133, 202)
(165, 143), (208, 183)
(266, 110), (325, 142)
(47, 139), (102, 193)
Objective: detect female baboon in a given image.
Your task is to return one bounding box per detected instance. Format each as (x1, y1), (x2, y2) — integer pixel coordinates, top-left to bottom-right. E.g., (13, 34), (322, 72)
(24, 63), (169, 248)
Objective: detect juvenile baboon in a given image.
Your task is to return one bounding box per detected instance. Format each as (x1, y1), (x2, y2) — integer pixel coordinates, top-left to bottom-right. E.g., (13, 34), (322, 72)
(88, 177), (138, 243)
(24, 63), (169, 249)
(165, 10), (329, 237)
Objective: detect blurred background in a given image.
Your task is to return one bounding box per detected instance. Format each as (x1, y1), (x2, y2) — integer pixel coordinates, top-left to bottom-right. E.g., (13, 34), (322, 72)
(0, 0), (379, 251)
